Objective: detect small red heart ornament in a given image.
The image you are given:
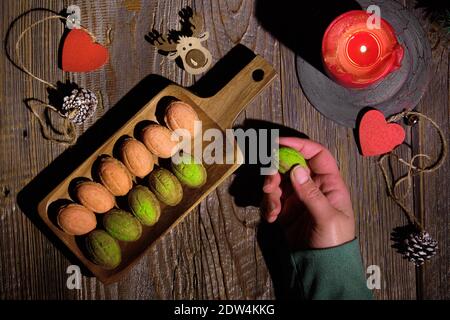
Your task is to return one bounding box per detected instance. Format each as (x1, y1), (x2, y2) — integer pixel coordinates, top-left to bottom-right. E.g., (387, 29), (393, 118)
(62, 29), (108, 72)
(359, 109), (405, 156)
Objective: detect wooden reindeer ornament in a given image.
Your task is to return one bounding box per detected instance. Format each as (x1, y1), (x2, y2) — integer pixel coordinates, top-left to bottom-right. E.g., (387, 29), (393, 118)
(146, 6), (212, 75)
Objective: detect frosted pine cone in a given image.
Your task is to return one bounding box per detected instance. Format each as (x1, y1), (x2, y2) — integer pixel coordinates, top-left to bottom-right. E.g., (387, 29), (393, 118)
(61, 88), (97, 124)
(404, 231), (438, 266)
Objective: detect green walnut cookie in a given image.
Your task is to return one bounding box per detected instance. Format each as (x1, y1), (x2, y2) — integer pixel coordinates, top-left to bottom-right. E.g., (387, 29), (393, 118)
(276, 147), (307, 174)
(148, 168), (183, 206)
(103, 209), (143, 241)
(128, 185), (161, 226)
(85, 230), (121, 269)
(171, 154), (207, 188)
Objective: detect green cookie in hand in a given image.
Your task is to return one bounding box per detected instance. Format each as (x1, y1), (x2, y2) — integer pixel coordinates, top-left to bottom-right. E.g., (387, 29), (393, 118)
(276, 147), (307, 174)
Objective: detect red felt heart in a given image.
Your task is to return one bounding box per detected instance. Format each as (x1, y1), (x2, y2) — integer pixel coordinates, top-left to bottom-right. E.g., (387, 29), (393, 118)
(62, 29), (108, 72)
(359, 109), (405, 156)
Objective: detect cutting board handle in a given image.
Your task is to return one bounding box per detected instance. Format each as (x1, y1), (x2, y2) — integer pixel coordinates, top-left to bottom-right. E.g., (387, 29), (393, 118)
(204, 55), (277, 129)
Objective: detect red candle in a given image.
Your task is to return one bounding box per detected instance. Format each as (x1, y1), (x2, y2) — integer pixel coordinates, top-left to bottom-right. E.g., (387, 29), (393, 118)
(322, 10), (404, 88)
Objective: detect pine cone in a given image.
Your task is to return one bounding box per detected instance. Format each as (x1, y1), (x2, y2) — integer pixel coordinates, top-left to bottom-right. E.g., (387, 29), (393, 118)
(404, 230), (438, 266)
(61, 88), (98, 125)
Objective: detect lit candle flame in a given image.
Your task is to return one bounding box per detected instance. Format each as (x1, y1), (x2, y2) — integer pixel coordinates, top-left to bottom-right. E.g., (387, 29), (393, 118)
(360, 45), (367, 53)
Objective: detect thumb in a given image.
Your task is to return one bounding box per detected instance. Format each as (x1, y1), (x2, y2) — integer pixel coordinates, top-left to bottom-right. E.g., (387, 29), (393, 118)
(290, 166), (335, 222)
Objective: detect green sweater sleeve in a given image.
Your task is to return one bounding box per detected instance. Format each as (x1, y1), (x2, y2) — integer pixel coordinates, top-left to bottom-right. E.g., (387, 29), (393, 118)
(289, 239), (373, 300)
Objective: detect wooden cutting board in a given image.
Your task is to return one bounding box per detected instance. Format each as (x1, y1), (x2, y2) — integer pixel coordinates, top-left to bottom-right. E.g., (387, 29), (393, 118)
(37, 53), (277, 284)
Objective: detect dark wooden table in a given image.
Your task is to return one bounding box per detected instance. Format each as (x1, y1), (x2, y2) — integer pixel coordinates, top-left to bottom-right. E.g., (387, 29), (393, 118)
(1, 0), (448, 299)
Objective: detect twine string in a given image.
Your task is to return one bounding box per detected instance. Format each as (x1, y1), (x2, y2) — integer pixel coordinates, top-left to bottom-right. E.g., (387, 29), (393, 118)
(378, 110), (448, 230)
(14, 15), (96, 89)
(105, 26), (113, 46)
(26, 98), (77, 145)
(14, 13), (106, 145)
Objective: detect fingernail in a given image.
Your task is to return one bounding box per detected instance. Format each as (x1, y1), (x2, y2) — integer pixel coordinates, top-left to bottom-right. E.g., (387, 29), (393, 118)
(292, 166), (309, 184)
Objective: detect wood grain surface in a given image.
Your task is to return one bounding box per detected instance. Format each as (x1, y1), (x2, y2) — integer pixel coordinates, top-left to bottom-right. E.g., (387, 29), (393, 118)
(0, 0), (448, 300)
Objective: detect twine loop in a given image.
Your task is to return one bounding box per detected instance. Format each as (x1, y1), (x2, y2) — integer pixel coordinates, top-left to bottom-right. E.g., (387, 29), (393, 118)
(25, 98), (77, 145)
(12, 12), (107, 145)
(15, 15), (96, 89)
(378, 110), (447, 230)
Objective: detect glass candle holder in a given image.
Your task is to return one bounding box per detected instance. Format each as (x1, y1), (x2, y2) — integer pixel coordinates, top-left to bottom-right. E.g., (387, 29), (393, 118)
(322, 10), (404, 89)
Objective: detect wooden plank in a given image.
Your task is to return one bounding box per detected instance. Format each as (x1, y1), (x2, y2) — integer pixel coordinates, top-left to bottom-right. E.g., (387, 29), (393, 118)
(255, 0), (417, 299)
(280, 48), (417, 300)
(68, 0), (278, 299)
(0, 0), (80, 300)
(0, 0), (447, 300)
(407, 3), (450, 300)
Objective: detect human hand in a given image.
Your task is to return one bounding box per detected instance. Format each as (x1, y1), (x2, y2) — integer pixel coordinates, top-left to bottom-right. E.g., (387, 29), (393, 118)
(262, 137), (355, 250)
